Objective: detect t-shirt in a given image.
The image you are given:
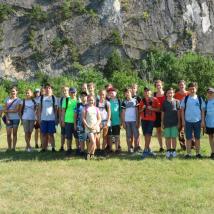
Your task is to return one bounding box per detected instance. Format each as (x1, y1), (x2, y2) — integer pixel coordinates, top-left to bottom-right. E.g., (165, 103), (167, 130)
(5, 97), (22, 120)
(40, 96), (58, 121)
(205, 99), (214, 128)
(121, 98), (138, 122)
(75, 103), (86, 130)
(58, 97), (67, 109)
(132, 95), (141, 103)
(162, 99), (180, 127)
(180, 95), (205, 123)
(97, 100), (110, 121)
(174, 91), (189, 101)
(62, 97), (77, 123)
(139, 97), (160, 121)
(110, 99), (121, 126)
(154, 93), (165, 108)
(22, 99), (36, 120)
(85, 106), (100, 133)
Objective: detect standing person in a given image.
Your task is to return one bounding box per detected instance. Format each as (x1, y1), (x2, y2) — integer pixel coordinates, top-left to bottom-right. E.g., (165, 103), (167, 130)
(108, 88), (121, 153)
(82, 95), (101, 160)
(38, 84), (58, 152)
(58, 86), (70, 152)
(78, 83), (88, 102)
(181, 82), (205, 158)
(205, 87), (214, 159)
(3, 86), (22, 151)
(61, 87), (77, 155)
(96, 89), (111, 153)
(139, 87), (160, 159)
(21, 89), (37, 152)
(174, 80), (189, 150)
(131, 83), (142, 151)
(74, 91), (88, 156)
(161, 88), (180, 159)
(154, 80), (165, 152)
(122, 88), (140, 153)
(34, 88), (41, 148)
(88, 82), (96, 99)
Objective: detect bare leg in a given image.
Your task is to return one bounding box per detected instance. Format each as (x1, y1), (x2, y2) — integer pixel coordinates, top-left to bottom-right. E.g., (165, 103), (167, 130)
(186, 139), (192, 155)
(195, 139), (200, 155)
(12, 127), (18, 150)
(172, 138), (177, 150)
(144, 135), (152, 149)
(156, 127), (163, 149)
(165, 138), (171, 150)
(209, 134), (214, 153)
(6, 128), (12, 150)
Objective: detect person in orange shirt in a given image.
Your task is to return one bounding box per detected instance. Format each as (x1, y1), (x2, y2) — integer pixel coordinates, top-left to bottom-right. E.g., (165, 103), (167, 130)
(139, 87), (160, 159)
(174, 80), (189, 150)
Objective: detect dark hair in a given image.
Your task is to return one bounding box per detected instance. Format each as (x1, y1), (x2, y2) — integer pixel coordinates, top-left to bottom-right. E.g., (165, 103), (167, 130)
(165, 87), (174, 94)
(11, 86), (18, 91)
(124, 87), (132, 93)
(188, 82), (198, 88)
(80, 91), (88, 96)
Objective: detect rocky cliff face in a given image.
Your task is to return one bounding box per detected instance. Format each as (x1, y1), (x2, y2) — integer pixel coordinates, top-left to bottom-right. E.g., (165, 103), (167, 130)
(0, 0), (214, 79)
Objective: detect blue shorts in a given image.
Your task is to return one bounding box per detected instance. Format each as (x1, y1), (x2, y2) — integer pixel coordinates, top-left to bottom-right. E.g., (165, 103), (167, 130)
(185, 121), (201, 140)
(141, 120), (154, 136)
(6, 119), (20, 128)
(41, 120), (56, 134)
(76, 126), (87, 142)
(125, 121), (139, 140)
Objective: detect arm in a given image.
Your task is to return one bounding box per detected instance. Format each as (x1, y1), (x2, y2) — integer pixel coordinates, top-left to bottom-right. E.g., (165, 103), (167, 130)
(61, 108), (65, 127)
(161, 112), (164, 129)
(201, 109), (205, 128)
(74, 112), (77, 130)
(181, 108), (185, 128)
(121, 109), (126, 129)
(106, 103), (111, 127)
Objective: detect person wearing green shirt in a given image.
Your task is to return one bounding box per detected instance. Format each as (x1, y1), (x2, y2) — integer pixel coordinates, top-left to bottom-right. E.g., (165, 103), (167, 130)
(61, 87), (77, 155)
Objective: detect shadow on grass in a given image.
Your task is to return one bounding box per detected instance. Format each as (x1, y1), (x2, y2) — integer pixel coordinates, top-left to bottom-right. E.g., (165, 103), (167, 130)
(0, 149), (212, 162)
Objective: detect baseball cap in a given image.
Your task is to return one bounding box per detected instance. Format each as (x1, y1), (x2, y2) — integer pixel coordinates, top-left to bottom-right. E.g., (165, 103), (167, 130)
(107, 87), (116, 92)
(207, 87), (214, 93)
(34, 88), (40, 93)
(69, 87), (77, 93)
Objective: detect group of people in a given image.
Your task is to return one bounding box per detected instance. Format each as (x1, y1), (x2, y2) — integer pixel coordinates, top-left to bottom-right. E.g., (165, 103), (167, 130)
(0, 80), (214, 160)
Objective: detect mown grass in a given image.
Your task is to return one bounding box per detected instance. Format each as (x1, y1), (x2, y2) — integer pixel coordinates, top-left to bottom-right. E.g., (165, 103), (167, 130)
(0, 127), (214, 214)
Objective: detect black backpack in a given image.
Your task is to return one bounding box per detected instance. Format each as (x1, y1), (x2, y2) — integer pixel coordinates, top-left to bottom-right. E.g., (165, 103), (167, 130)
(96, 98), (108, 112)
(40, 95), (56, 112)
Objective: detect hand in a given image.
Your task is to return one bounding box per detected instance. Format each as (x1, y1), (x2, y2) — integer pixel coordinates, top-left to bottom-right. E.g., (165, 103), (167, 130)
(61, 121), (65, 127)
(74, 124), (77, 131)
(161, 123), (164, 129)
(123, 122), (126, 129)
(201, 121), (205, 129)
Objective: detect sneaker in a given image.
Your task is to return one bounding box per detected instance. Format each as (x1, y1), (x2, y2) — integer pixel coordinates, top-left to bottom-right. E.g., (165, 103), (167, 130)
(129, 148), (134, 153)
(171, 151), (177, 158)
(52, 148), (56, 153)
(148, 149), (156, 157)
(184, 154), (192, 159)
(90, 154), (95, 160)
(59, 147), (64, 152)
(66, 149), (72, 156)
(210, 153), (214, 159)
(166, 151), (171, 159)
(40, 149), (46, 153)
(27, 148), (32, 152)
(35, 144), (39, 149)
(142, 149), (156, 159)
(195, 154), (203, 159)
(85, 153), (90, 160)
(159, 148), (164, 153)
(115, 150), (120, 154)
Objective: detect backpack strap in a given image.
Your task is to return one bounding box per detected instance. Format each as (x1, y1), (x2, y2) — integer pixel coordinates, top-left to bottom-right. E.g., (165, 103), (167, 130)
(40, 95), (44, 111)
(65, 97), (69, 112)
(184, 95), (189, 113)
(198, 96), (202, 111)
(21, 99), (25, 116)
(60, 97), (64, 108)
(52, 95), (55, 110)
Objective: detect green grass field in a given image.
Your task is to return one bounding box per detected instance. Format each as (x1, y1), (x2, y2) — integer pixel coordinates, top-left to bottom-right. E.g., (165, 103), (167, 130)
(0, 127), (214, 214)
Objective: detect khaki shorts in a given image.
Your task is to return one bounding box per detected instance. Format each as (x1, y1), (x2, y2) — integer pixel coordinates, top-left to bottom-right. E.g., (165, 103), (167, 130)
(22, 120), (35, 133)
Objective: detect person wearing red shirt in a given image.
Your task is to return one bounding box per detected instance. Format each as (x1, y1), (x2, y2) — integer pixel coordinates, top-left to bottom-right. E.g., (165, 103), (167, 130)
(154, 80), (166, 152)
(139, 87), (160, 159)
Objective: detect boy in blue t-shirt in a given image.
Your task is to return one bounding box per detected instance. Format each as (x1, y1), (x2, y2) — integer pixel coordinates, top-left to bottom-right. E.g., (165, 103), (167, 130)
(181, 82), (205, 158)
(205, 87), (214, 159)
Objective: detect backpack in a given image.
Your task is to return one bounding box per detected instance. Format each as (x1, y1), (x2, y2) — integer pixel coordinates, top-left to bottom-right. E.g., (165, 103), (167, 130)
(184, 95), (202, 113)
(96, 98), (108, 112)
(21, 99), (37, 116)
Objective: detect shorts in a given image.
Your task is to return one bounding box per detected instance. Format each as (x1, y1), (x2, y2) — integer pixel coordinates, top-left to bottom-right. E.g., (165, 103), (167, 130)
(141, 120), (154, 136)
(108, 125), (120, 136)
(164, 126), (178, 138)
(65, 123), (77, 140)
(154, 112), (161, 128)
(206, 127), (214, 135)
(185, 120), (201, 140)
(6, 119), (20, 128)
(125, 121), (139, 140)
(22, 120), (35, 133)
(77, 131), (87, 142)
(40, 120), (56, 134)
(61, 126), (65, 136)
(34, 121), (40, 129)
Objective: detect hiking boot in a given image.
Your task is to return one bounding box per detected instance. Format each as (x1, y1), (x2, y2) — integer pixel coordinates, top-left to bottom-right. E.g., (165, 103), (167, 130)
(195, 154), (203, 159)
